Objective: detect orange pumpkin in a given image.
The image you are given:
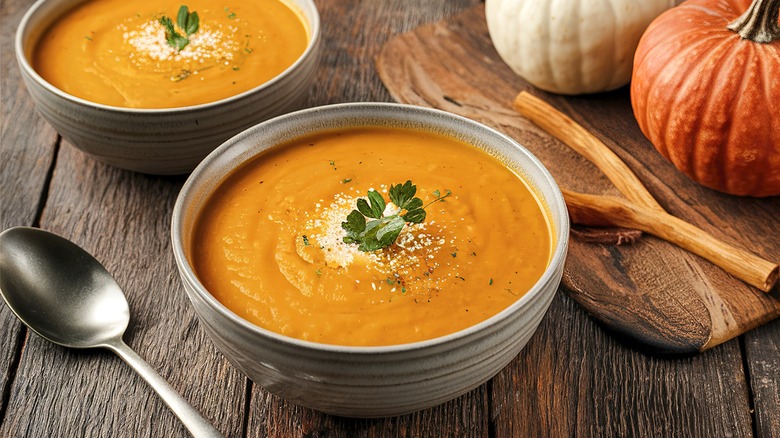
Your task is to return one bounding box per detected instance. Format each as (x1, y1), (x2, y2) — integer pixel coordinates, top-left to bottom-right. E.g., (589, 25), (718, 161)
(631, 0), (780, 197)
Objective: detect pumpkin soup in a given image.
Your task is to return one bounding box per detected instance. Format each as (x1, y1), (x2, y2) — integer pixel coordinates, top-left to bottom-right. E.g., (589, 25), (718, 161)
(192, 127), (553, 346)
(33, 0), (308, 108)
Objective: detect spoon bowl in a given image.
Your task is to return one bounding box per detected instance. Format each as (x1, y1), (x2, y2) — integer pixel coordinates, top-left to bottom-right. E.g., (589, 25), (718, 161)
(0, 227), (128, 348)
(0, 226), (222, 438)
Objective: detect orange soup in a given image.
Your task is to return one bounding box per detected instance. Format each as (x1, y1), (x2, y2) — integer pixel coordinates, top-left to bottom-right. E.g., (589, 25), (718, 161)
(192, 127), (553, 346)
(33, 0), (308, 108)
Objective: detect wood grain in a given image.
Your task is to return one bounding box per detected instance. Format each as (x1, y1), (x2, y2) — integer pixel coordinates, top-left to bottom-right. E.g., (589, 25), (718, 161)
(375, 4), (780, 354)
(1, 0), (779, 436)
(491, 294), (753, 437)
(0, 0), (58, 425)
(746, 321), (780, 437)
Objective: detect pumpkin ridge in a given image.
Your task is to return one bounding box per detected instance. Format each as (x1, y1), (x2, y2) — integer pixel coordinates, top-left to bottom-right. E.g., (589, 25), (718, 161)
(635, 14), (679, 69)
(681, 3), (735, 22)
(762, 45), (780, 193)
(647, 35), (728, 172)
(726, 41), (777, 195)
(702, 37), (752, 193)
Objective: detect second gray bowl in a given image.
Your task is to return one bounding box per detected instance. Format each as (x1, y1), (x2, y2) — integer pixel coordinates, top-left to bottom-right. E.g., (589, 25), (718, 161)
(15, 0), (321, 175)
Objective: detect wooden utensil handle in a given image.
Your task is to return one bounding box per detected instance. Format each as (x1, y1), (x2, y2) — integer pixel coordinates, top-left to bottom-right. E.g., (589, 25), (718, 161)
(564, 190), (779, 293)
(514, 91), (663, 213)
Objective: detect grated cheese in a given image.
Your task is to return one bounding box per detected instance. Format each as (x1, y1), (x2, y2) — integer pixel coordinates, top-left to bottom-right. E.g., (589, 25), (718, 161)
(122, 19), (242, 77)
(302, 190), (462, 294)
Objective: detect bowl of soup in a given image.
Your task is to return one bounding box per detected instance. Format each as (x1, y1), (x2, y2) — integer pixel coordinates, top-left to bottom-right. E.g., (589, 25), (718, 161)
(171, 103), (569, 417)
(15, 0), (320, 174)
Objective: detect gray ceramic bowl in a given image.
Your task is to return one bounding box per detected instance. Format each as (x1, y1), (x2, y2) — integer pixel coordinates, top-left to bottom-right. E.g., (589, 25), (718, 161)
(15, 0), (320, 175)
(171, 103), (569, 417)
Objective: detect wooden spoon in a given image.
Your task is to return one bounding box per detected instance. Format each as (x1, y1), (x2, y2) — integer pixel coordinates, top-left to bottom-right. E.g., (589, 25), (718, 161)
(513, 91), (778, 293)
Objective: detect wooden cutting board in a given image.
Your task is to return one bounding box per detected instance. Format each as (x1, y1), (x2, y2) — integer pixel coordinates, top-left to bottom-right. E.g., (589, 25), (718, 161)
(375, 5), (780, 354)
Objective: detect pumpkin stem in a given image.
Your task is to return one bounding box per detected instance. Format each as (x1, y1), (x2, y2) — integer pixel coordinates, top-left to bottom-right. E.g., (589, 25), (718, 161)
(727, 0), (780, 43)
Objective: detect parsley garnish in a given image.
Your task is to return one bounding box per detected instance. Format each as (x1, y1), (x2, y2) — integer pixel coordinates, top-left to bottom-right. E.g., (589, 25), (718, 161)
(341, 180), (451, 252)
(159, 5), (199, 52)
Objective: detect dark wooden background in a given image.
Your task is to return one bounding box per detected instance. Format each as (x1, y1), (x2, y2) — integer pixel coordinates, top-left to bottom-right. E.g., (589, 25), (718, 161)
(1, 0), (778, 436)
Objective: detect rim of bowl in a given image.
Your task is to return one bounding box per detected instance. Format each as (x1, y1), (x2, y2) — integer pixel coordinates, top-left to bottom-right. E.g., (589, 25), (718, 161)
(14, 0), (321, 114)
(171, 102), (570, 354)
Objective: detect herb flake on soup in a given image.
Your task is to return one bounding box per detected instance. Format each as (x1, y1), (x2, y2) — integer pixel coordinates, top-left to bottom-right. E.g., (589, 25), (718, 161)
(33, 0), (308, 108)
(192, 127), (554, 346)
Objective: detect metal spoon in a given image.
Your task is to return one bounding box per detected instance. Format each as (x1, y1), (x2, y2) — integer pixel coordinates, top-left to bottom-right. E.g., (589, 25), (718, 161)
(0, 226), (223, 438)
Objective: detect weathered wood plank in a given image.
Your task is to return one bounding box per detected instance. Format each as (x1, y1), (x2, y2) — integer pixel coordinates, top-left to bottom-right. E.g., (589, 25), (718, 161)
(247, 386), (489, 437)
(745, 319), (780, 437)
(303, 0), (480, 106)
(491, 294), (752, 437)
(0, 0), (57, 230)
(1, 144), (247, 437)
(0, 0), (58, 426)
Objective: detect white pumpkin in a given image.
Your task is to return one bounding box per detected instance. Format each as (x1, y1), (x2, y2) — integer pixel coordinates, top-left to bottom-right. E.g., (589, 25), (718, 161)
(486, 0), (677, 95)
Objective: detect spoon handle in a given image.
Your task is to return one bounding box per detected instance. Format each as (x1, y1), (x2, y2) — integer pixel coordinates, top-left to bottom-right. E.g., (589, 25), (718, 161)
(105, 339), (224, 438)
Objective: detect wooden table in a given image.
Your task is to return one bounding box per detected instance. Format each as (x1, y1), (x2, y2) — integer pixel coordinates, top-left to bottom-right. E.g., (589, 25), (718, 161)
(2, 0), (779, 436)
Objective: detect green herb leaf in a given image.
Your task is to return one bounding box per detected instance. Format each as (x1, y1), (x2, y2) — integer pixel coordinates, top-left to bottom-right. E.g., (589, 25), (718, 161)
(177, 6), (189, 30)
(341, 181), (452, 252)
(342, 210), (366, 244)
(160, 5), (199, 52)
(357, 190), (385, 219)
(368, 190), (387, 218)
(389, 180), (417, 210)
(159, 15), (176, 35)
(186, 12), (199, 35)
(402, 208), (426, 224)
(424, 189), (452, 208)
(402, 197), (423, 211)
(359, 216), (405, 252)
(177, 5), (199, 35)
